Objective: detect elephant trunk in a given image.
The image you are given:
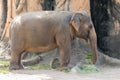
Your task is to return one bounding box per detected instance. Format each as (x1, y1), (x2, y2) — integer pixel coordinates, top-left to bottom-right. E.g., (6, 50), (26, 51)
(89, 26), (97, 64)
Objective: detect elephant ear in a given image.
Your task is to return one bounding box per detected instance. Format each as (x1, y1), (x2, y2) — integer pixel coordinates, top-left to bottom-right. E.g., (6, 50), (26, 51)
(70, 13), (83, 32)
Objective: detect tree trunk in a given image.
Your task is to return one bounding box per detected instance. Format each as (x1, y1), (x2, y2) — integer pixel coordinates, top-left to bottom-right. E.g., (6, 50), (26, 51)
(1, 0), (12, 40)
(91, 0), (120, 59)
(27, 0), (43, 12)
(90, 0), (120, 66)
(16, 0), (26, 15)
(0, 0), (7, 38)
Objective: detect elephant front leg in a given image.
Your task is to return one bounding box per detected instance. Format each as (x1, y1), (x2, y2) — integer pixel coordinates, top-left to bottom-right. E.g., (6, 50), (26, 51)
(56, 33), (71, 70)
(59, 41), (71, 70)
(59, 46), (71, 71)
(9, 51), (24, 70)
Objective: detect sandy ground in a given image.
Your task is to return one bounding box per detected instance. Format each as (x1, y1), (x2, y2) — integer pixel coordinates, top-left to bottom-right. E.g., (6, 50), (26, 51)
(0, 67), (120, 80)
(0, 41), (120, 80)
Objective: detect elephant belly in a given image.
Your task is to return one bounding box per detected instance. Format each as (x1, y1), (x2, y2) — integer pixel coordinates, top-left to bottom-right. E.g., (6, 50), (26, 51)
(26, 44), (57, 53)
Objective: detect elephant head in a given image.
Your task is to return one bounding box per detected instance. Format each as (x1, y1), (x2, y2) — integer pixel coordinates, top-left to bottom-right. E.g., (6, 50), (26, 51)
(70, 11), (97, 64)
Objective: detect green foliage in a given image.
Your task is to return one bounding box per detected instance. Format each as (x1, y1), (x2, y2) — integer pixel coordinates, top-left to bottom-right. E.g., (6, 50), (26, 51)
(0, 61), (9, 74)
(0, 67), (9, 74)
(73, 64), (100, 74)
(85, 53), (93, 64)
(0, 61), (9, 67)
(86, 53), (93, 59)
(64, 69), (70, 73)
(27, 64), (51, 70)
(71, 53), (100, 74)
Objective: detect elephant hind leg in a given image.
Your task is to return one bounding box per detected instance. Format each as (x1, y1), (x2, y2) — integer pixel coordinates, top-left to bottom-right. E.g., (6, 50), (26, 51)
(9, 50), (24, 70)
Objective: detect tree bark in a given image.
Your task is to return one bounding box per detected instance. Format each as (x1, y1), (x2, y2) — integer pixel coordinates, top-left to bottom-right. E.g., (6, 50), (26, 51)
(96, 52), (120, 67)
(16, 0), (26, 15)
(90, 0), (120, 66)
(55, 0), (66, 10)
(1, 0), (12, 40)
(70, 0), (90, 15)
(0, 0), (7, 38)
(91, 0), (120, 59)
(27, 0), (43, 12)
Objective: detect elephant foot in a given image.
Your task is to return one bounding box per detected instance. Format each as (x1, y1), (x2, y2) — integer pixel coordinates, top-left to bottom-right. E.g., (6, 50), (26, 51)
(50, 58), (60, 69)
(9, 62), (24, 70)
(57, 66), (70, 71)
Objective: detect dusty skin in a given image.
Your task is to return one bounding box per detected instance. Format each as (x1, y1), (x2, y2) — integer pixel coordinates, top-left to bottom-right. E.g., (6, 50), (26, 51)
(9, 11), (97, 70)
(0, 67), (120, 80)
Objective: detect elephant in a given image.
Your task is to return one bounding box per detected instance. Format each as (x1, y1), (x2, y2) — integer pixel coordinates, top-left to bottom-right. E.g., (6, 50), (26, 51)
(9, 11), (97, 70)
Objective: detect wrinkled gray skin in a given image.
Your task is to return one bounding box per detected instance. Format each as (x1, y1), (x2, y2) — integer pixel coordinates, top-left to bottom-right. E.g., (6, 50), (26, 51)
(9, 11), (97, 70)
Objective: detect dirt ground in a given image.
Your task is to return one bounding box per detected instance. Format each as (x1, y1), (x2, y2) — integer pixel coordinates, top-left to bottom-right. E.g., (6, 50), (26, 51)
(0, 67), (120, 80)
(0, 41), (120, 80)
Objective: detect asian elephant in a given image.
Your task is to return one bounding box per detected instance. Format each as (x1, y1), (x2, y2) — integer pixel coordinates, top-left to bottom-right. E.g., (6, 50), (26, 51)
(9, 11), (97, 70)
